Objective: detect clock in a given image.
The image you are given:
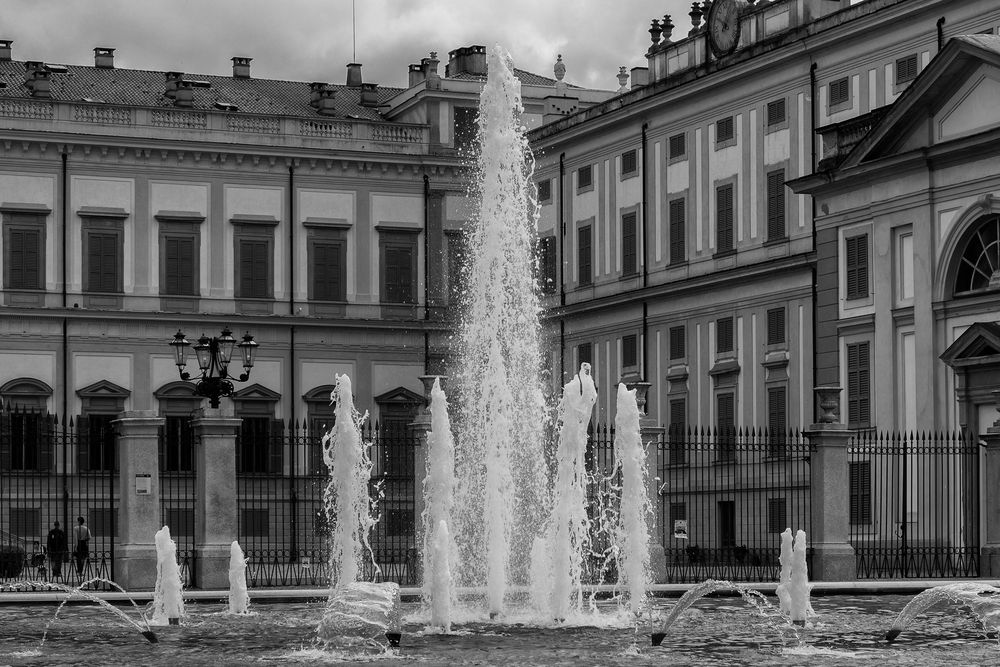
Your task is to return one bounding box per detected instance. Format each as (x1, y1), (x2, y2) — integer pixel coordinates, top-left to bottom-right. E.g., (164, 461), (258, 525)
(707, 0), (746, 59)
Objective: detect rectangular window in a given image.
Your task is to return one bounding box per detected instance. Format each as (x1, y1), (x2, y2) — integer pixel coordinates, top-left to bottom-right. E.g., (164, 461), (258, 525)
(621, 149), (637, 176)
(577, 342), (592, 368)
(538, 235), (557, 295)
(162, 416), (193, 472)
(86, 232), (120, 293)
(453, 106), (478, 152)
(238, 417), (276, 474)
(381, 233), (418, 304)
(237, 239), (270, 299)
(716, 116), (734, 144)
(716, 184), (734, 252)
(767, 498), (787, 534)
(621, 212), (637, 276)
(622, 334), (638, 368)
(845, 234), (870, 300)
(767, 386), (787, 456)
(240, 508), (270, 537)
(90, 507), (118, 539)
(163, 236), (196, 296)
(829, 77), (850, 107)
(717, 392), (736, 462)
(8, 507), (39, 539)
(1, 411), (49, 471)
(537, 179), (551, 203)
(766, 98), (786, 127)
(165, 507), (194, 537)
(669, 325), (686, 360)
(668, 398), (687, 466)
(668, 133), (686, 159)
(716, 317), (734, 354)
(766, 169), (786, 241)
(849, 460), (872, 525)
(312, 241), (345, 301)
(669, 197), (686, 264)
(577, 165), (593, 190)
(6, 228), (42, 290)
(81, 414), (116, 472)
(895, 54), (918, 85)
(718, 500), (736, 548)
(577, 225), (592, 285)
(767, 307), (786, 345)
(847, 341), (871, 427)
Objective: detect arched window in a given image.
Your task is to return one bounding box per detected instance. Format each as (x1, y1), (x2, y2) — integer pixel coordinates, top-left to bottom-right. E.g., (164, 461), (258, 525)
(76, 380), (130, 472)
(154, 382), (202, 472)
(0, 378), (53, 471)
(954, 214), (1000, 296)
(232, 384), (281, 474)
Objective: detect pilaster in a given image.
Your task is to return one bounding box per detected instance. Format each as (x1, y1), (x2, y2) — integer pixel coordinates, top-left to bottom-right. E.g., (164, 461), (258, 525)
(113, 410), (164, 590)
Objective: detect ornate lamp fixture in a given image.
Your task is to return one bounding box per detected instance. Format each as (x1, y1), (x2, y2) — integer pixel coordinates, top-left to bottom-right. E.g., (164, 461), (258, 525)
(170, 327), (258, 408)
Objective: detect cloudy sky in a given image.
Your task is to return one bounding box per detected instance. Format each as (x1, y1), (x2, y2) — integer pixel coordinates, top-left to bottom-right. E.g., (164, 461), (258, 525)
(3, 0), (694, 91)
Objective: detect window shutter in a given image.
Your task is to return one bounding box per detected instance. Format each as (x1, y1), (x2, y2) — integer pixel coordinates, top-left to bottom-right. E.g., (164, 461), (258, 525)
(766, 99), (786, 126)
(36, 414), (52, 471)
(669, 198), (686, 264)
(269, 420), (284, 474)
(847, 341), (871, 426)
(768, 387), (787, 450)
(668, 133), (686, 159)
(578, 226), (592, 285)
(577, 342), (592, 367)
(716, 185), (733, 251)
(622, 213), (637, 275)
(252, 242), (268, 298)
(850, 461), (872, 524)
(8, 229), (24, 288)
(177, 237), (194, 295)
(93, 234), (118, 292)
(767, 170), (785, 240)
(845, 234), (869, 299)
(238, 240), (253, 297)
(0, 410), (11, 469)
(767, 307), (785, 345)
(717, 317), (734, 353)
(669, 325), (685, 360)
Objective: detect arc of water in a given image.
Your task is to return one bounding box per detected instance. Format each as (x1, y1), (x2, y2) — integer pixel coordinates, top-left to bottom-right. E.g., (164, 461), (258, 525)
(885, 582), (1000, 641)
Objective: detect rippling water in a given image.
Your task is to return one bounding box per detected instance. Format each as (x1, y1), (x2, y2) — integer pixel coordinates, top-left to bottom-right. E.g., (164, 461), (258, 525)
(1, 595), (998, 665)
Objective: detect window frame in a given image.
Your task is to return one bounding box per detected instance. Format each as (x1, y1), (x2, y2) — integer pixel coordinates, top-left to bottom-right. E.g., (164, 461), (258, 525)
(766, 169), (787, 242)
(715, 116), (735, 147)
(621, 209), (638, 277)
(668, 133), (687, 162)
(668, 196), (686, 265)
(453, 106), (478, 153)
(576, 164), (594, 193)
(2, 211), (46, 291)
(845, 233), (870, 301)
(715, 182), (735, 256)
(537, 235), (557, 295)
(157, 213), (202, 298)
(231, 216), (277, 305)
(82, 222), (124, 294)
(378, 227), (420, 305)
(828, 76), (851, 113)
(577, 223), (593, 286)
(620, 149), (638, 179)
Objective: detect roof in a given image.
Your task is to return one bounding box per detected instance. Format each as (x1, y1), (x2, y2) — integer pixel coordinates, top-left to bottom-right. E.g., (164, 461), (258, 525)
(447, 67), (580, 89)
(0, 60), (405, 121)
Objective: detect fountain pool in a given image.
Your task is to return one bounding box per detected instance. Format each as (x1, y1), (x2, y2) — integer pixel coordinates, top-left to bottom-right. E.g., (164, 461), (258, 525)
(1, 594), (998, 666)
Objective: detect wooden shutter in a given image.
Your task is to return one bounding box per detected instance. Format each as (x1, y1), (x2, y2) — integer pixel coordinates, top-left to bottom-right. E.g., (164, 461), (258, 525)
(622, 213), (637, 275)
(847, 341), (871, 426)
(716, 185), (733, 251)
(717, 317), (733, 353)
(849, 461), (872, 524)
(578, 165), (592, 189)
(669, 325), (685, 360)
(767, 170), (785, 240)
(577, 226), (592, 285)
(165, 236), (195, 295)
(622, 334), (637, 367)
(668, 398), (687, 465)
(88, 233), (117, 292)
(252, 241), (268, 298)
(767, 99), (786, 126)
(669, 198), (685, 264)
(9, 229), (41, 289)
(767, 307), (785, 345)
(846, 234), (869, 299)
(668, 134), (685, 159)
(768, 386), (787, 453)
(768, 498), (787, 533)
(577, 342), (592, 367)
(384, 244), (414, 303)
(313, 242), (343, 301)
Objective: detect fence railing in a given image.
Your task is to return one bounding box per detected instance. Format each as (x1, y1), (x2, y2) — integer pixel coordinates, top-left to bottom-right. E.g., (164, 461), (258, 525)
(848, 430), (980, 578)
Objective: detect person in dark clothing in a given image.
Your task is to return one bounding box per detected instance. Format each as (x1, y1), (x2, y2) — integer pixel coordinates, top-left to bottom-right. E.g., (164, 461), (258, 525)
(72, 516), (92, 577)
(46, 521), (67, 578)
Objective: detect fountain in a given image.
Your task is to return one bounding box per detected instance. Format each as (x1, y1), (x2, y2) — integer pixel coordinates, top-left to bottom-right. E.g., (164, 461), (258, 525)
(422, 377), (457, 631)
(885, 582), (1000, 641)
(228, 540), (250, 615)
(150, 525), (184, 626)
(774, 528), (812, 624)
(614, 383), (651, 615)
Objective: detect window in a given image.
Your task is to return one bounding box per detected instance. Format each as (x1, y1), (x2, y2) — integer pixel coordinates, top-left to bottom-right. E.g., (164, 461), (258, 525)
(380, 231), (418, 304)
(669, 502), (687, 529)
(537, 179), (551, 203)
(766, 170), (786, 241)
(538, 235), (557, 295)
(767, 498), (787, 533)
(453, 106), (478, 153)
(716, 184), (734, 253)
(954, 216), (1000, 295)
(669, 325), (686, 360)
(577, 165), (593, 190)
(621, 149), (637, 176)
(829, 77), (850, 107)
(622, 334), (638, 368)
(236, 239), (268, 298)
(767, 386), (787, 456)
(621, 212), (637, 276)
(162, 236), (196, 295)
(767, 307), (786, 345)
(0, 410), (50, 471)
(766, 98), (786, 127)
(447, 232), (468, 305)
(849, 461), (872, 524)
(845, 234), (870, 300)
(85, 231), (121, 293)
(238, 416), (278, 474)
(718, 500), (736, 548)
(165, 507), (194, 536)
(311, 241), (346, 301)
(8, 507), (39, 539)
(716, 116), (734, 144)
(577, 342), (593, 368)
(3, 213), (45, 290)
(717, 392), (736, 462)
(162, 415), (193, 472)
(668, 398), (687, 466)
(716, 317), (734, 354)
(895, 54), (918, 85)
(240, 508), (270, 537)
(577, 225), (592, 286)
(847, 341), (871, 427)
(668, 133), (686, 160)
(669, 197), (686, 264)
(80, 414), (116, 472)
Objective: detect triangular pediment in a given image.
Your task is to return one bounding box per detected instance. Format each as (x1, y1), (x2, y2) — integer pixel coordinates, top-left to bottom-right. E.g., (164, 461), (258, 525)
(373, 386), (424, 406)
(841, 35), (1000, 169)
(940, 322), (1000, 367)
(76, 379), (130, 399)
(231, 383), (281, 401)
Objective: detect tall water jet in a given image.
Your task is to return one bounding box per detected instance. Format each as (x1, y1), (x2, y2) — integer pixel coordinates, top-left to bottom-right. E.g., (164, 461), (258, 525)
(422, 378), (457, 629)
(614, 383), (651, 615)
(322, 374), (376, 588)
(452, 44), (547, 616)
(787, 529), (812, 624)
(151, 526), (184, 626)
(542, 363), (597, 620)
(228, 540), (250, 615)
(775, 528), (793, 615)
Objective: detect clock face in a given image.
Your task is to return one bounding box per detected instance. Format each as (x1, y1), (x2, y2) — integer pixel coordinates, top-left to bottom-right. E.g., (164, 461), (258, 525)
(708, 0), (743, 58)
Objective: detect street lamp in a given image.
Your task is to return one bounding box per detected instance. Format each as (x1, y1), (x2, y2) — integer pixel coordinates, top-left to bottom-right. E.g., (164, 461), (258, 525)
(170, 327), (258, 408)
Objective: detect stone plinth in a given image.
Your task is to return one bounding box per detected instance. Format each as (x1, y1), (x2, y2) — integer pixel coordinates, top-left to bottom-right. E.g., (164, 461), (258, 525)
(191, 407), (241, 589)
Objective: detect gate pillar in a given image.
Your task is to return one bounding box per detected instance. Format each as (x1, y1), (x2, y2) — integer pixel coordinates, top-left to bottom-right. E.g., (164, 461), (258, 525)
(804, 386), (856, 582)
(113, 411), (165, 590)
(190, 407), (241, 589)
(979, 406), (1000, 576)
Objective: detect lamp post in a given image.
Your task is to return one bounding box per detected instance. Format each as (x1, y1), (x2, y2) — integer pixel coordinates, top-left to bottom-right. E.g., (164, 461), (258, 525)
(169, 327), (258, 408)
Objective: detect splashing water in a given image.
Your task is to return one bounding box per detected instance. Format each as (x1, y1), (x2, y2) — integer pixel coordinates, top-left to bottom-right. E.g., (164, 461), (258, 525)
(614, 383), (651, 615)
(787, 529), (811, 623)
(151, 525), (185, 625)
(775, 528), (793, 614)
(885, 582), (1000, 641)
(451, 43), (547, 616)
(422, 378), (457, 630)
(228, 540), (251, 615)
(322, 373), (377, 589)
(429, 520), (454, 632)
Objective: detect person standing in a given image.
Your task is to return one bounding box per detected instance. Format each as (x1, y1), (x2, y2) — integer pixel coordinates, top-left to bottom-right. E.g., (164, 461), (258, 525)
(72, 516), (92, 577)
(46, 521), (67, 578)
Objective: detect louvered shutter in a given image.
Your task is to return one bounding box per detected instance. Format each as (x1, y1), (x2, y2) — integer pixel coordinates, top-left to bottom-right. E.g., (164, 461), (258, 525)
(8, 229), (24, 288)
(767, 170), (785, 240)
(669, 198), (686, 264)
(716, 185), (733, 251)
(577, 226), (592, 285)
(850, 461), (871, 524)
(847, 342), (871, 426)
(238, 240), (253, 297)
(176, 237), (194, 295)
(622, 213), (637, 275)
(252, 242), (268, 298)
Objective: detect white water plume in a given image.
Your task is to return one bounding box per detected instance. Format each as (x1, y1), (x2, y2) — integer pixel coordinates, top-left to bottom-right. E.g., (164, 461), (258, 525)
(422, 378), (457, 629)
(228, 540), (250, 615)
(614, 383), (651, 614)
(151, 525), (185, 625)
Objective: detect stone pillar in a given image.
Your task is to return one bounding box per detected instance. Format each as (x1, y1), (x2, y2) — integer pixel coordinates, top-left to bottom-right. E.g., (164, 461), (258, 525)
(113, 410), (165, 590)
(625, 379), (667, 583)
(979, 392), (1000, 576)
(190, 407), (242, 589)
(408, 375), (440, 588)
(804, 386), (856, 581)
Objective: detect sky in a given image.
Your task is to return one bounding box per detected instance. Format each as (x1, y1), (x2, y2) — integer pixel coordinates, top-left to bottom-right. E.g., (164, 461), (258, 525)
(3, 0), (695, 91)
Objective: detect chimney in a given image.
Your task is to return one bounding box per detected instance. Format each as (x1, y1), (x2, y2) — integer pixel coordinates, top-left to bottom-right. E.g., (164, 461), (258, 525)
(232, 56), (252, 78)
(359, 82), (378, 107)
(174, 80), (194, 107)
(346, 63), (362, 87)
(316, 86), (337, 115)
(309, 81), (327, 108)
(630, 67), (649, 89)
(425, 52), (441, 90)
(24, 61), (51, 98)
(446, 45), (487, 78)
(0, 40), (12, 61)
(408, 63), (425, 87)
(164, 71), (184, 99)
(94, 47), (115, 69)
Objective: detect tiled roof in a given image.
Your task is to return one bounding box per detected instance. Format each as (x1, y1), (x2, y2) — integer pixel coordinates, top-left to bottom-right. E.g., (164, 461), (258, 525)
(447, 68), (579, 88)
(0, 60), (404, 121)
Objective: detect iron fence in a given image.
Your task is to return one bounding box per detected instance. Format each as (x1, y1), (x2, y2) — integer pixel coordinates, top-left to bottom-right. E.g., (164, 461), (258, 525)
(848, 430), (980, 578)
(657, 427), (812, 582)
(0, 408), (117, 590)
(158, 421), (196, 586)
